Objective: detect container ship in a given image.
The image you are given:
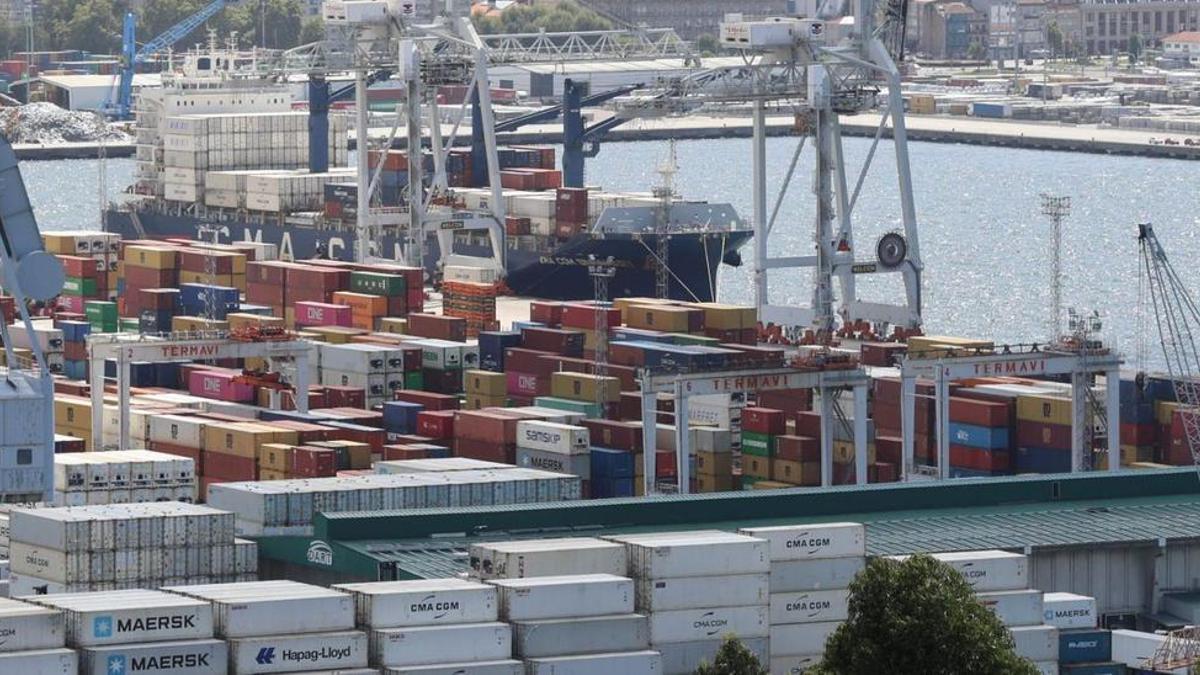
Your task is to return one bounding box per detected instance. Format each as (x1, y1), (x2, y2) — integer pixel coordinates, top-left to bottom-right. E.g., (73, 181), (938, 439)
(102, 44), (751, 302)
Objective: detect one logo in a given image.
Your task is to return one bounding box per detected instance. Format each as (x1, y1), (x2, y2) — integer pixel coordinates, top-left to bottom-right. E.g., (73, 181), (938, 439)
(107, 654), (126, 674)
(307, 540), (333, 566)
(256, 647), (275, 665)
(93, 615), (114, 638)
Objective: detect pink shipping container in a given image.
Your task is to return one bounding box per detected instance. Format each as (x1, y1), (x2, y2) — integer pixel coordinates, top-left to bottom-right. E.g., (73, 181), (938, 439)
(506, 370), (541, 397)
(188, 369), (256, 402)
(58, 295), (85, 313)
(295, 301), (352, 327)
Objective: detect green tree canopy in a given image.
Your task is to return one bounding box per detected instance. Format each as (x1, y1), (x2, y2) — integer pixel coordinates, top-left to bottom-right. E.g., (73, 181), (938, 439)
(807, 555), (1039, 675)
(1128, 33), (1144, 64)
(694, 635), (769, 675)
(473, 1), (612, 35)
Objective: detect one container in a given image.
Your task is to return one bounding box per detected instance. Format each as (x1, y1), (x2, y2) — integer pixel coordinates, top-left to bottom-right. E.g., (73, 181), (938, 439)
(647, 605), (769, 644)
(1058, 628), (1112, 664)
(1010, 624), (1059, 662)
(512, 613), (649, 658)
(1042, 592), (1098, 629)
(605, 531), (769, 579)
(770, 556), (866, 592)
(0, 597), (66, 652)
(515, 421), (590, 455)
(227, 629), (368, 673)
(78, 638), (228, 675)
(332, 578), (497, 628)
(768, 588), (851, 624)
(738, 523), (865, 561)
(370, 622), (511, 667)
(488, 574), (634, 621)
(901, 550), (1027, 592)
(379, 660), (522, 674)
(470, 538), (627, 580)
(769, 621), (841, 657)
(635, 574), (768, 612)
(976, 589), (1044, 627)
(657, 637), (768, 675)
(524, 650), (662, 675)
(23, 589), (214, 647)
(162, 581), (355, 638)
(0, 648), (78, 674)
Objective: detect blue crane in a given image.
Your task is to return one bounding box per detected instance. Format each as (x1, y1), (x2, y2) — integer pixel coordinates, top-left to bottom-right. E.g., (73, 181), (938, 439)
(110, 0), (229, 119)
(307, 71), (393, 173)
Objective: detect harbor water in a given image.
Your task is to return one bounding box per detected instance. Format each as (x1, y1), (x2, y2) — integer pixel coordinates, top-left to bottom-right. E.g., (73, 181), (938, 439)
(32, 137), (1199, 368)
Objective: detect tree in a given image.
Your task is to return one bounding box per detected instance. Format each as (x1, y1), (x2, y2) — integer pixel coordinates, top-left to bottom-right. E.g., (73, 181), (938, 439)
(473, 1), (612, 36)
(966, 41), (986, 61)
(300, 16), (324, 45)
(694, 635), (768, 675)
(696, 33), (720, 56)
(1047, 21), (1063, 60)
(807, 555), (1039, 675)
(1128, 32), (1143, 64)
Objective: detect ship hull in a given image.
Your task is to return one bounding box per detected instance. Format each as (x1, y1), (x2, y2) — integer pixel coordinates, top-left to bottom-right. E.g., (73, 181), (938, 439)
(104, 209), (751, 302)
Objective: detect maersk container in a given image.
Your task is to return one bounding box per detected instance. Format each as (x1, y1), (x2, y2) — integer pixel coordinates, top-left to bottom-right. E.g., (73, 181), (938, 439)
(470, 538), (627, 581)
(0, 647), (78, 674)
(513, 613), (649, 658)
(768, 588), (850, 624)
(516, 448), (591, 479)
(635, 574), (767, 612)
(331, 578), (498, 628)
(488, 574), (634, 621)
(893, 550), (1026, 592)
(162, 581), (355, 638)
(658, 637), (768, 675)
(516, 421), (590, 455)
(648, 605), (768, 644)
(738, 523), (865, 561)
(606, 531), (769, 579)
(976, 589), (1044, 627)
(769, 556), (865, 592)
(1010, 624), (1059, 662)
(24, 589), (214, 647)
(524, 650), (662, 675)
(370, 621), (511, 667)
(1058, 628), (1112, 664)
(0, 597), (65, 652)
(1043, 592), (1098, 629)
(227, 629), (368, 674)
(79, 638), (228, 675)
(380, 660), (523, 674)
(770, 620), (841, 657)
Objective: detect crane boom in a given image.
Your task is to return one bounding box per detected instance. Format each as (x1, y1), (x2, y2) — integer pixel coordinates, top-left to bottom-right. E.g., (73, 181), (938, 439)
(1138, 223), (1200, 467)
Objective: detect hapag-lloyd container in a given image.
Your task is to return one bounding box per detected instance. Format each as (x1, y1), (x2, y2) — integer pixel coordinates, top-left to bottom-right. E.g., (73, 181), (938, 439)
(0, 648), (78, 674)
(23, 589), (214, 647)
(162, 581), (354, 638)
(79, 638), (228, 675)
(1010, 624), (1059, 662)
(513, 613), (649, 658)
(658, 637), (768, 675)
(515, 421), (590, 455)
(380, 661), (523, 675)
(770, 620), (842, 656)
(228, 629), (368, 674)
(976, 589), (1045, 627)
(370, 622), (511, 667)
(489, 574), (634, 621)
(769, 588), (851, 624)
(332, 579), (497, 628)
(0, 597), (65, 652)
(524, 650), (663, 675)
(647, 605), (768, 644)
(605, 531), (769, 579)
(1042, 592), (1098, 629)
(738, 523), (865, 561)
(470, 538), (627, 581)
(635, 574), (768, 612)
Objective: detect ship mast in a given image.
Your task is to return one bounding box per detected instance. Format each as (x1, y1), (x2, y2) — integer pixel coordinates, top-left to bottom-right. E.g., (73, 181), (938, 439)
(652, 140), (678, 299)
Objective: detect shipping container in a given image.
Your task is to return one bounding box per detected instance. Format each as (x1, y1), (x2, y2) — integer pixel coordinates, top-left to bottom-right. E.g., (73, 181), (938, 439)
(524, 650), (662, 675)
(370, 622), (511, 668)
(770, 556), (866, 592)
(1010, 624), (1058, 662)
(738, 523), (865, 561)
(633, 574), (768, 612)
(1042, 592), (1098, 629)
(162, 581), (354, 638)
(768, 588), (850, 624)
(512, 613), (649, 658)
(332, 579), (497, 628)
(79, 638), (227, 675)
(0, 597), (66, 652)
(605, 531), (769, 579)
(647, 605), (768, 643)
(227, 629), (367, 673)
(489, 574), (634, 621)
(976, 589), (1044, 627)
(470, 538), (626, 581)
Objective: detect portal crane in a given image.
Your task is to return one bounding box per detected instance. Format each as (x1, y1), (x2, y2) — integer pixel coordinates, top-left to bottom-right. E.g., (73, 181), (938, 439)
(0, 135), (65, 503)
(1138, 223), (1200, 469)
(109, 0), (229, 119)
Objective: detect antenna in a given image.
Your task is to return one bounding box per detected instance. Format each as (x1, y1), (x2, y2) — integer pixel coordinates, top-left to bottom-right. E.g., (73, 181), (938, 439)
(588, 255), (617, 409)
(652, 141), (678, 299)
(1040, 193), (1071, 339)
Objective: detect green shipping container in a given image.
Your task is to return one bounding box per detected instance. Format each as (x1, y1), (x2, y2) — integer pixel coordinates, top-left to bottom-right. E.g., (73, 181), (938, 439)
(404, 371), (424, 390)
(350, 272), (405, 297)
(63, 276), (97, 297)
(85, 301), (118, 332)
(534, 396), (604, 418)
(668, 333), (721, 347)
(741, 431), (775, 457)
(119, 318), (141, 333)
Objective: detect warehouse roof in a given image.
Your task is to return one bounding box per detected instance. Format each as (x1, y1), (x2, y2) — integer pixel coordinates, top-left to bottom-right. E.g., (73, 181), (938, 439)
(502, 56), (751, 76)
(38, 73), (162, 90)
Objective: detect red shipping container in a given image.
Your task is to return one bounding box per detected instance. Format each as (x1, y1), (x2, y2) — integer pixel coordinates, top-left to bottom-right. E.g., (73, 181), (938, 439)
(775, 435), (819, 462)
(54, 436), (85, 453)
(560, 303), (620, 330)
(529, 301), (564, 327)
(505, 348), (557, 376)
(381, 444), (428, 460)
(59, 255), (99, 278)
(395, 390), (459, 410)
(57, 295), (85, 314)
(295, 301), (352, 328)
(267, 421), (338, 444)
(407, 314), (467, 341)
(654, 449), (677, 477)
(203, 450), (257, 481)
(289, 265), (349, 292)
(246, 282), (286, 307)
(148, 442), (203, 467)
(325, 423), (385, 452)
(869, 462), (900, 483)
(860, 342), (907, 368)
(417, 410), (456, 439)
(454, 438), (515, 463)
(1016, 420), (1071, 450)
(794, 411), (823, 438)
(323, 386), (366, 409)
(188, 370), (255, 403)
(291, 447), (338, 477)
(949, 397), (1011, 427)
(757, 389), (813, 414)
(1120, 422), (1157, 446)
(124, 265), (178, 289)
(521, 327), (584, 356)
(950, 445), (1011, 472)
(582, 419), (643, 452)
(387, 296), (408, 316)
(246, 261), (291, 285)
(456, 410), (521, 444)
(742, 407), (786, 435)
(180, 249), (241, 275)
(138, 288), (179, 311)
(875, 435), (902, 464)
(555, 187), (588, 224)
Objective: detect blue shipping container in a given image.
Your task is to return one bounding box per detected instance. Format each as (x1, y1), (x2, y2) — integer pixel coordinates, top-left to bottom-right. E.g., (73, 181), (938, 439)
(478, 331), (521, 372)
(1016, 446), (1072, 473)
(1060, 662), (1125, 675)
(590, 446), (634, 479)
(1059, 629), (1112, 664)
(178, 283), (239, 319)
(591, 477), (634, 498)
(154, 362), (182, 388)
(63, 359), (87, 381)
(60, 320), (91, 343)
(948, 422), (1010, 449)
(382, 401), (423, 435)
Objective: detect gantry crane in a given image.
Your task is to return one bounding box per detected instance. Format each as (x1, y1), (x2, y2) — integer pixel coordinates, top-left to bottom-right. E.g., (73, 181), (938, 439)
(1138, 223), (1200, 470)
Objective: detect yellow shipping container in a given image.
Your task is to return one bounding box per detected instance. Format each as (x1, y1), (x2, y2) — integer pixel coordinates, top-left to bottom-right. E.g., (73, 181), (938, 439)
(304, 326), (364, 344)
(614, 297), (673, 324)
(772, 459), (819, 485)
(259, 468), (287, 481)
(179, 271), (238, 287)
(743, 454), (772, 479)
(379, 318), (408, 334)
(1130, 461), (1173, 470)
(55, 396), (93, 431)
(1120, 444), (1155, 464)
(832, 441), (877, 464)
(696, 473), (734, 493)
(172, 316), (230, 332)
(124, 245), (179, 270)
(258, 443), (294, 472)
(465, 370), (507, 397)
(695, 303), (756, 330)
(550, 372), (621, 403)
(207, 423), (285, 460)
(751, 480), (793, 490)
(43, 232), (80, 255)
(466, 394), (508, 410)
(696, 451), (732, 477)
(625, 306), (694, 333)
(1156, 400), (1181, 427)
(295, 330), (325, 342)
(1016, 394), (1072, 426)
(316, 440), (372, 469)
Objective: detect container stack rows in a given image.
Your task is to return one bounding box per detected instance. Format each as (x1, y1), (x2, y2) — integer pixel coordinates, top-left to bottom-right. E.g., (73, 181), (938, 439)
(51, 450), (196, 506)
